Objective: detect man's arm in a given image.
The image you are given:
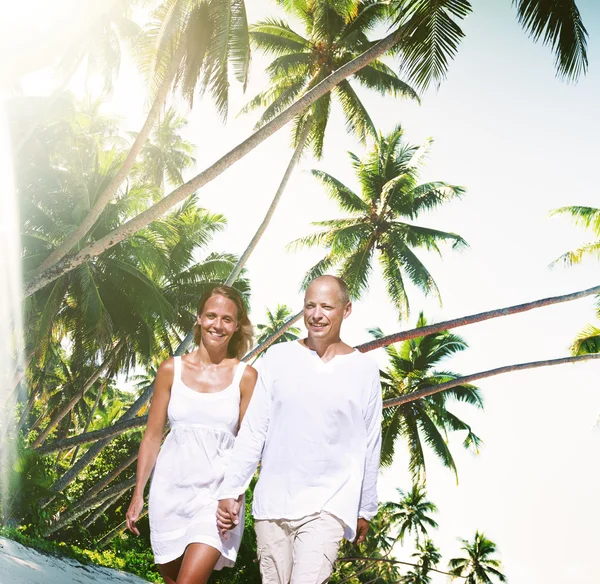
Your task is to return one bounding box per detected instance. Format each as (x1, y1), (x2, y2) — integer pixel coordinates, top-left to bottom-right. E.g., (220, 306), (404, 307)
(358, 366), (383, 523)
(216, 359), (271, 536)
(219, 366), (271, 500)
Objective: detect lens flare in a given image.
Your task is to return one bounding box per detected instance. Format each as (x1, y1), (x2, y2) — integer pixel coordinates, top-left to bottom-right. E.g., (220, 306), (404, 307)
(0, 93), (25, 525)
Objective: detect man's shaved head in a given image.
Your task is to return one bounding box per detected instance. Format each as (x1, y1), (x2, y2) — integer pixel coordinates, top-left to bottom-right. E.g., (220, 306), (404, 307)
(306, 275), (350, 305)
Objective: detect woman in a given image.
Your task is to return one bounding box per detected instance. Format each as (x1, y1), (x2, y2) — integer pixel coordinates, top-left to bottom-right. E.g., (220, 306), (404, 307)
(126, 285), (257, 584)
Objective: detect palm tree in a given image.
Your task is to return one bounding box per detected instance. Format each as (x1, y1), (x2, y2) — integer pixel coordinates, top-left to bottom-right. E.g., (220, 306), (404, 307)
(570, 324), (600, 355)
(448, 531), (506, 584)
(551, 206), (600, 356)
(137, 107), (196, 194)
(255, 305), (301, 346)
(33, 0), (250, 274)
(225, 0), (418, 285)
(551, 206), (600, 267)
(402, 538), (442, 583)
(374, 313), (483, 481)
(384, 484), (438, 544)
(290, 126), (467, 318)
(23, 0), (590, 297)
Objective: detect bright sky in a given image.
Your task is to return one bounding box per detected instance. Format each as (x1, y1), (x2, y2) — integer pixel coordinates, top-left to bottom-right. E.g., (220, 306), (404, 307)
(9, 0), (600, 582)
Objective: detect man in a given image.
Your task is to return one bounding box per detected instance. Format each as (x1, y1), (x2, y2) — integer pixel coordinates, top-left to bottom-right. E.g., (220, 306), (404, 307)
(217, 275), (382, 584)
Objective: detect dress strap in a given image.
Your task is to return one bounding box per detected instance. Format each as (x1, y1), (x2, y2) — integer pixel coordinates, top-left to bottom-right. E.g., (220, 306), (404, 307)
(232, 361), (247, 389)
(173, 356), (182, 383)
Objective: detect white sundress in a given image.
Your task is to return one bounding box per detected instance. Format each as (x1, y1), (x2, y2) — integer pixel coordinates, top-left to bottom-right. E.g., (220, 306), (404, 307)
(148, 356), (246, 568)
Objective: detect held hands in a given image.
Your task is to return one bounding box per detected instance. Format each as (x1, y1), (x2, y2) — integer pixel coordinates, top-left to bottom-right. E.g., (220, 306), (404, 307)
(126, 493), (144, 536)
(354, 518), (370, 545)
(216, 496), (242, 539)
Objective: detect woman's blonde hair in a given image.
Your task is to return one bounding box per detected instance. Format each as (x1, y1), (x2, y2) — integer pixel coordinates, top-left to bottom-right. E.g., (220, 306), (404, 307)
(193, 286), (253, 359)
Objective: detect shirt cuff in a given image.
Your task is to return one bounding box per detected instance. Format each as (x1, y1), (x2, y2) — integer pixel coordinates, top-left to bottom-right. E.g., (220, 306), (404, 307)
(218, 489), (244, 501)
(358, 509), (377, 521)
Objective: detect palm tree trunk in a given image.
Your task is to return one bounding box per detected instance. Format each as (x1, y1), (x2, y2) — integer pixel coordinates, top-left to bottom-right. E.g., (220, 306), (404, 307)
(14, 388), (38, 435)
(45, 338), (189, 495)
(44, 476), (136, 536)
(356, 284), (600, 353)
(36, 415), (148, 456)
(98, 509), (148, 549)
(32, 341), (122, 448)
(32, 41), (188, 276)
(242, 310), (304, 362)
(338, 556), (456, 578)
(23, 26), (409, 297)
(69, 380), (106, 464)
(79, 450), (140, 503)
(29, 403), (49, 434)
(383, 353), (600, 408)
(225, 119), (313, 286)
(82, 493), (121, 529)
(38, 283), (600, 457)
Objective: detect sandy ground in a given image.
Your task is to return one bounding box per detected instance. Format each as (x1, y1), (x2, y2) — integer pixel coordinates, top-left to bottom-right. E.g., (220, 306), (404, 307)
(0, 537), (151, 584)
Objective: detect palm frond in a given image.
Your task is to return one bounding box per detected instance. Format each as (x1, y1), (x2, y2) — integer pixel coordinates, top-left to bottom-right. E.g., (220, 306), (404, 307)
(513, 0), (588, 81)
(392, 0), (472, 91)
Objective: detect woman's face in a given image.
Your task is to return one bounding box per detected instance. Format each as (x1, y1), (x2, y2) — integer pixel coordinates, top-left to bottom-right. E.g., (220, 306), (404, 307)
(197, 294), (240, 352)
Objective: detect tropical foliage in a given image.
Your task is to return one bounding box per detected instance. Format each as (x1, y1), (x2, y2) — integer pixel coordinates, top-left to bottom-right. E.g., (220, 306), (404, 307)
(290, 126), (467, 317)
(448, 531), (507, 584)
(374, 313), (483, 480)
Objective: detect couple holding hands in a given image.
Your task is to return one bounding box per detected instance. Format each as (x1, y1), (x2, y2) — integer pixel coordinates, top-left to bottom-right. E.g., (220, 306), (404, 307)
(126, 275), (382, 584)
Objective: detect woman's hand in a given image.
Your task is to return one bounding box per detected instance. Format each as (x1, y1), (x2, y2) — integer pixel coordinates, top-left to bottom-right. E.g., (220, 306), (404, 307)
(126, 492), (144, 536)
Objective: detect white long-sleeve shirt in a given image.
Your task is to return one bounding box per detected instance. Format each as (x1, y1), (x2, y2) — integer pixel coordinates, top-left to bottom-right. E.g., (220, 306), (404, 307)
(219, 340), (382, 540)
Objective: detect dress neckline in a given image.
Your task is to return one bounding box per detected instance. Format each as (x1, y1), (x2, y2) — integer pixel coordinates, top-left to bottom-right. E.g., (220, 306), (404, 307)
(175, 357), (244, 396)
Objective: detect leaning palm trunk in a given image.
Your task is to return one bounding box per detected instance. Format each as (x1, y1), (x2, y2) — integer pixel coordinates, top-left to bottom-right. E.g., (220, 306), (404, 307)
(46, 339), (189, 495)
(23, 27), (408, 297)
(32, 341), (123, 448)
(69, 380), (106, 464)
(225, 119), (313, 286)
(82, 493), (121, 529)
(356, 284), (600, 353)
(36, 415), (148, 456)
(33, 42), (187, 274)
(44, 476), (136, 536)
(98, 510), (148, 549)
(384, 353), (600, 408)
(14, 388), (38, 436)
(78, 449), (140, 504)
(243, 310), (304, 362)
(37, 282), (600, 457)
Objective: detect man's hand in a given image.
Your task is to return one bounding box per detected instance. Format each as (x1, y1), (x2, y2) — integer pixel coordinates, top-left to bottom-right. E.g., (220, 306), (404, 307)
(354, 518), (370, 545)
(126, 493), (144, 536)
(216, 497), (241, 539)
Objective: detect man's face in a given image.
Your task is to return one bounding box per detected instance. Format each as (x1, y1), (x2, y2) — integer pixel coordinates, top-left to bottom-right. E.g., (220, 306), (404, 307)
(303, 279), (351, 341)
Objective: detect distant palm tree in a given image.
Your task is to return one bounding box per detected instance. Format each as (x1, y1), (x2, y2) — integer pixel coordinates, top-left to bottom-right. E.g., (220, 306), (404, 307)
(402, 538), (442, 583)
(137, 108), (195, 193)
(551, 206), (600, 357)
(373, 313), (483, 481)
(384, 484), (438, 544)
(448, 531), (506, 584)
(551, 206), (600, 267)
(570, 323), (600, 355)
(256, 305), (302, 346)
(290, 126), (467, 318)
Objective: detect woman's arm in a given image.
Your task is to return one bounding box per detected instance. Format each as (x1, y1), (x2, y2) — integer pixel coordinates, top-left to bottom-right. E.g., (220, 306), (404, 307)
(125, 358), (173, 535)
(238, 364), (258, 429)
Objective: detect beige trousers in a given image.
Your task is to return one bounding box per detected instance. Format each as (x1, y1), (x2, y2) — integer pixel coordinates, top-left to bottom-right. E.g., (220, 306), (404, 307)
(254, 512), (345, 584)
